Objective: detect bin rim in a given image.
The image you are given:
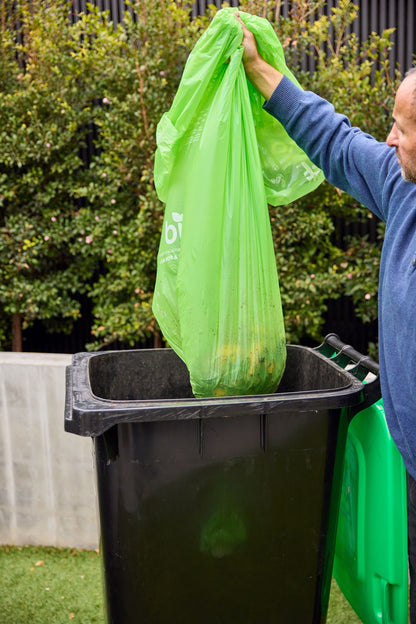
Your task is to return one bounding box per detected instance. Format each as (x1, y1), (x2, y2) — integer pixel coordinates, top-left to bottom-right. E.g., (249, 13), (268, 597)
(65, 339), (380, 437)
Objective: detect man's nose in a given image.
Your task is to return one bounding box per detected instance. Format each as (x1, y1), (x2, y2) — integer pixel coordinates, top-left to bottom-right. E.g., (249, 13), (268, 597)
(386, 123), (398, 147)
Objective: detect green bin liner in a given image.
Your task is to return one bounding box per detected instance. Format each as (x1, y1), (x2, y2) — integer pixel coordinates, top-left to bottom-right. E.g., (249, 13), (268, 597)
(152, 9), (324, 398)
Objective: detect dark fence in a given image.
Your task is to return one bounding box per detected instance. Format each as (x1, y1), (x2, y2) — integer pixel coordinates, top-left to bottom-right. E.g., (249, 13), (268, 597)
(22, 1), (416, 354)
(71, 0), (416, 70)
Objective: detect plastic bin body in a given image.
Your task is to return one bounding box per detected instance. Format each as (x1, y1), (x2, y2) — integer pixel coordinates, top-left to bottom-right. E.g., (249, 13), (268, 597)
(65, 339), (380, 624)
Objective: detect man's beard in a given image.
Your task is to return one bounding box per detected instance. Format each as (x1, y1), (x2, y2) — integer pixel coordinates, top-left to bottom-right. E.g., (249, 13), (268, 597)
(397, 150), (416, 184)
(401, 166), (416, 184)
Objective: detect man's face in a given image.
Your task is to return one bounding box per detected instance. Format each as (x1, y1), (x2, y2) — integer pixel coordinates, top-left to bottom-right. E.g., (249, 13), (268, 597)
(386, 76), (416, 184)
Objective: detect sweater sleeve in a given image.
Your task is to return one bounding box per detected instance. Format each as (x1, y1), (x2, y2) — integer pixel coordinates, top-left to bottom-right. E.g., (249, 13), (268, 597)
(263, 76), (397, 222)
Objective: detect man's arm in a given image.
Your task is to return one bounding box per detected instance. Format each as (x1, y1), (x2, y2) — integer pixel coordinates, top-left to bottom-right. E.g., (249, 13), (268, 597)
(235, 12), (396, 221)
(235, 12), (283, 101)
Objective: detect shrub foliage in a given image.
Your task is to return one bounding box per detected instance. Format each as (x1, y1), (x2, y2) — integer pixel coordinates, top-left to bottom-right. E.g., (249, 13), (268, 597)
(0, 0), (398, 350)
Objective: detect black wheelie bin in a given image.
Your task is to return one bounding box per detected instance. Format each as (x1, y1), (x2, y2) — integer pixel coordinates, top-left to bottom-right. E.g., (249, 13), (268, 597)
(64, 333), (380, 624)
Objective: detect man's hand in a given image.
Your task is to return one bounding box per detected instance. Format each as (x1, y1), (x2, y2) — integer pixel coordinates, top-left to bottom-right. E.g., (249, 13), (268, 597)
(234, 12), (283, 101)
(234, 12), (259, 66)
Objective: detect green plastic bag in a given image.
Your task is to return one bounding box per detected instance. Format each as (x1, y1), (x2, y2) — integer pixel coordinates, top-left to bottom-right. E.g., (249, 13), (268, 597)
(153, 9), (323, 398)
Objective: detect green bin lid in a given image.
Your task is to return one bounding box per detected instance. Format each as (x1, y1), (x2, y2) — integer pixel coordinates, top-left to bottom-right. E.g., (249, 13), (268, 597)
(333, 399), (408, 623)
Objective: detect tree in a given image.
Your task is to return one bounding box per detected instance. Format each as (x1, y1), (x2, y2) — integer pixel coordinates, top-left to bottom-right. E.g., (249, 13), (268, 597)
(70, 0), (210, 349)
(0, 0), (98, 350)
(0, 0), (399, 352)
(0, 0), (208, 350)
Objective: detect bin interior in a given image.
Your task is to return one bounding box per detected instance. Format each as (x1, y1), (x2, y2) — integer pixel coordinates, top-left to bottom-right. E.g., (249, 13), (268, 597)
(88, 344), (350, 401)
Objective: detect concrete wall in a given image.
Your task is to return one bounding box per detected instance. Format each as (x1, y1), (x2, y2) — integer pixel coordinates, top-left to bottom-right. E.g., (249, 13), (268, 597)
(0, 352), (99, 549)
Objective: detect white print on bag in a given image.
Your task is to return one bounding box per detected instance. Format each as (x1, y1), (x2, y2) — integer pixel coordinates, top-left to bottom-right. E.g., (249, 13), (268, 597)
(159, 247), (180, 265)
(299, 161), (321, 181)
(165, 212), (183, 244)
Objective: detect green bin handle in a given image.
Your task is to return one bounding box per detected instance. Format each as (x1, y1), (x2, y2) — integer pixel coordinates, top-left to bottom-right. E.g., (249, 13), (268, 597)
(315, 333), (381, 414)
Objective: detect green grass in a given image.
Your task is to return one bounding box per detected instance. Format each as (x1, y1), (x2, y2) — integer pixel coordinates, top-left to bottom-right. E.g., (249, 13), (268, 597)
(0, 545), (362, 623)
(327, 579), (363, 624)
(0, 546), (104, 624)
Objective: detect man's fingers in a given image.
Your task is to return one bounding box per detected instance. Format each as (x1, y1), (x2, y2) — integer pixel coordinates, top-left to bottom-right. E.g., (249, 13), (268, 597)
(234, 11), (245, 29)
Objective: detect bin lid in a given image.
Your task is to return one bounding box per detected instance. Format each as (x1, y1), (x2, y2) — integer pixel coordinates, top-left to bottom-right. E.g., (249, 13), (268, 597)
(333, 399), (408, 624)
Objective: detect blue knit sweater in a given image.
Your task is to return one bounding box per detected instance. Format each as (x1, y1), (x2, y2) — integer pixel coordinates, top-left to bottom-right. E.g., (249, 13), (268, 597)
(265, 76), (416, 479)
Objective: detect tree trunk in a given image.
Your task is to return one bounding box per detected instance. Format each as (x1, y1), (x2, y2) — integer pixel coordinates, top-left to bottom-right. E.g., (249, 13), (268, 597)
(153, 330), (162, 348)
(12, 313), (23, 352)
